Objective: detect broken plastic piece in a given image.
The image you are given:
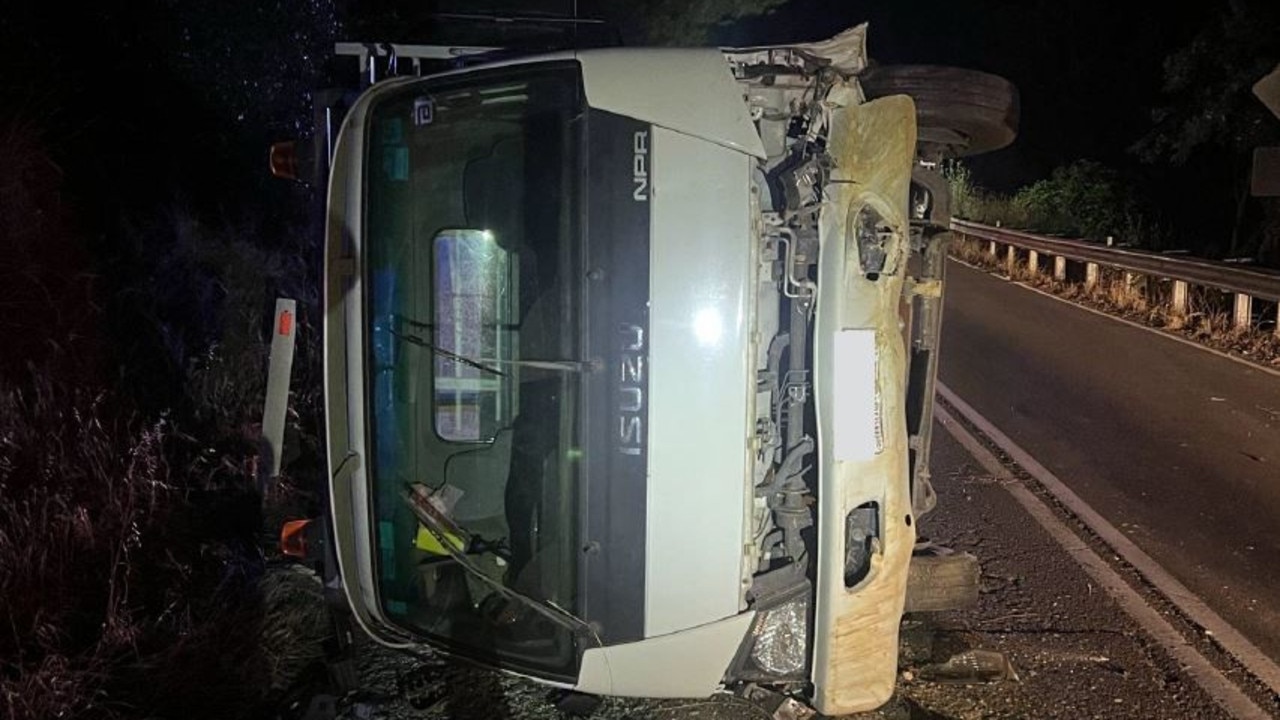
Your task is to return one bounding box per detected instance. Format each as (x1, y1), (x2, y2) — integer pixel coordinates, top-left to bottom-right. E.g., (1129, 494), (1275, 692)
(772, 697), (817, 720)
(918, 649), (1019, 684)
(739, 684), (817, 720)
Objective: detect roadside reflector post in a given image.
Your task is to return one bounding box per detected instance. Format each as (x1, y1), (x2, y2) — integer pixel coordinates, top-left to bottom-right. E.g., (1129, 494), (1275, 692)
(1053, 255), (1067, 281)
(1171, 280), (1189, 318)
(988, 240), (997, 257)
(1233, 293), (1253, 332)
(1005, 245), (1016, 276)
(1085, 262), (1099, 290)
(260, 298), (298, 491)
(1028, 250), (1039, 275)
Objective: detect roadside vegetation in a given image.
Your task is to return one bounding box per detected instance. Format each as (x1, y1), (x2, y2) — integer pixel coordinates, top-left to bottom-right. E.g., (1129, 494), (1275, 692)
(949, 235), (1280, 369)
(946, 160), (1169, 250)
(0, 108), (329, 720)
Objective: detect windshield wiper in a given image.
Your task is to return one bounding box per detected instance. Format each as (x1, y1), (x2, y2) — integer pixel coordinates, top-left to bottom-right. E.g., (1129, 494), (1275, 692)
(394, 315), (594, 374)
(402, 485), (595, 640)
(478, 358), (595, 373)
(389, 328), (506, 377)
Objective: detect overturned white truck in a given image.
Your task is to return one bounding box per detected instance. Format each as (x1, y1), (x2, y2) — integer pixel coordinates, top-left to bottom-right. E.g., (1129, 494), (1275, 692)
(318, 23), (1017, 715)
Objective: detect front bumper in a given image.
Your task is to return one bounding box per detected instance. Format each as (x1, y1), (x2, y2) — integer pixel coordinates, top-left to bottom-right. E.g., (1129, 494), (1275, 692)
(809, 93), (919, 715)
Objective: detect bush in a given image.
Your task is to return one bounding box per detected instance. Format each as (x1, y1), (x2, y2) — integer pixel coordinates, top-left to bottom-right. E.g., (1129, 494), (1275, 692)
(945, 161), (1030, 228)
(947, 159), (1166, 248)
(0, 117), (327, 720)
(1013, 160), (1138, 241)
(0, 373), (270, 720)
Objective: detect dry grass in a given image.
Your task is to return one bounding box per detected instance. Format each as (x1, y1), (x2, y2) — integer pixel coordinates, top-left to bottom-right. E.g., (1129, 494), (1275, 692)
(1, 103), (331, 720)
(949, 236), (1280, 368)
(259, 564), (333, 695)
(0, 373), (276, 720)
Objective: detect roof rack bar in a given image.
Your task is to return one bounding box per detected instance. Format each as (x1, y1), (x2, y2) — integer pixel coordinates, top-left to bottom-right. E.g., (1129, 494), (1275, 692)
(432, 12), (606, 25)
(334, 42), (500, 83)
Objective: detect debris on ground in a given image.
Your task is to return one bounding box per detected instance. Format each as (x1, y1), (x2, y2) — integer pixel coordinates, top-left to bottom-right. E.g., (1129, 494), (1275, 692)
(917, 649), (1019, 685)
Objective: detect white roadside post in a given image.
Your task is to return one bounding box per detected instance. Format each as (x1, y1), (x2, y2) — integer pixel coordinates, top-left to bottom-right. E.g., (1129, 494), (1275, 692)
(1053, 255), (1066, 281)
(1234, 293), (1253, 332)
(1028, 249), (1039, 275)
(260, 298), (298, 490)
(1172, 280), (1189, 318)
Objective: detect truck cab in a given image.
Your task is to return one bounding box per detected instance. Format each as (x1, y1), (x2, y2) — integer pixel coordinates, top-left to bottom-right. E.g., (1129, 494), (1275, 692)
(317, 23), (1017, 714)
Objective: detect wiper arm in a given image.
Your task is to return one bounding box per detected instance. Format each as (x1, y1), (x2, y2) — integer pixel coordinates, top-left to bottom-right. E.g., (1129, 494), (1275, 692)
(477, 358), (597, 373)
(389, 329), (506, 377)
(394, 315), (594, 374)
(402, 485), (595, 640)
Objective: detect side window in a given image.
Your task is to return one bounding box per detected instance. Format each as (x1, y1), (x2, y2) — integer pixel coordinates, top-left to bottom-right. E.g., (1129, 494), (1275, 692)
(432, 229), (516, 442)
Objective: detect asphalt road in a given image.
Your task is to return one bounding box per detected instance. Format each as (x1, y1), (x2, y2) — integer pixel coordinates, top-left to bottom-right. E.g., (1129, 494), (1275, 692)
(940, 260), (1280, 663)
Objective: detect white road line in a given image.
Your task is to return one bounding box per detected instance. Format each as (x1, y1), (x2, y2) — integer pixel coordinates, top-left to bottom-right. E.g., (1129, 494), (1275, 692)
(946, 258), (1280, 380)
(935, 398), (1274, 720)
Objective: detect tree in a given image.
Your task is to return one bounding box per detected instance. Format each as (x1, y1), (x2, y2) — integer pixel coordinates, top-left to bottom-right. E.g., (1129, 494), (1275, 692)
(1132, 0), (1280, 262)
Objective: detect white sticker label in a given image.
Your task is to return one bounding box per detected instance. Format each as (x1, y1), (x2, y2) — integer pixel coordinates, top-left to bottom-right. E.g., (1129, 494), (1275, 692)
(833, 329), (882, 461)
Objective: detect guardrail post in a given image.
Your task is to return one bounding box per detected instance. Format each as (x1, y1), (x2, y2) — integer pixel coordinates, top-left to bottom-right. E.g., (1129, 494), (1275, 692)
(1171, 280), (1189, 318)
(950, 220), (1280, 338)
(1233, 293), (1253, 331)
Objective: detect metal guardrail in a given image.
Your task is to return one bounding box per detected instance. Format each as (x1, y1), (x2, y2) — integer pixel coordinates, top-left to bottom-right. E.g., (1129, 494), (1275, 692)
(951, 219), (1280, 334)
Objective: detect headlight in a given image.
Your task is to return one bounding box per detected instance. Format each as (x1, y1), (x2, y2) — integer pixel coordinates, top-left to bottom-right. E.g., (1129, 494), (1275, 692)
(727, 582), (811, 682)
(750, 597), (809, 676)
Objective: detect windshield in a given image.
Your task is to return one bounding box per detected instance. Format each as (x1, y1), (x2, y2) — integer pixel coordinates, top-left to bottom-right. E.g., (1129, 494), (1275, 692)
(363, 63), (584, 678)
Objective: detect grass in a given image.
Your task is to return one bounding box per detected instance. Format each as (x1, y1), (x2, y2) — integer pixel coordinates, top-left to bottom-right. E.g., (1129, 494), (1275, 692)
(0, 118), (330, 719)
(0, 373), (269, 720)
(949, 236), (1280, 368)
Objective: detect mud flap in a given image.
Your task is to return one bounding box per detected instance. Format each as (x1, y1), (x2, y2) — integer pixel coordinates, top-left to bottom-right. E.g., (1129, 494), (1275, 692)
(811, 93), (918, 715)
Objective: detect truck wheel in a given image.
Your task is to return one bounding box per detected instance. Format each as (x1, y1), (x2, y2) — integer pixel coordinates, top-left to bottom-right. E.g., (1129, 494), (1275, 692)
(859, 65), (1019, 157)
(904, 548), (981, 613)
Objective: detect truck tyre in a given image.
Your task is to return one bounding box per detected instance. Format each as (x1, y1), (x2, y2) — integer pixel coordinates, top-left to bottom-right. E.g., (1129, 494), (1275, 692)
(859, 65), (1019, 157)
(904, 549), (981, 613)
